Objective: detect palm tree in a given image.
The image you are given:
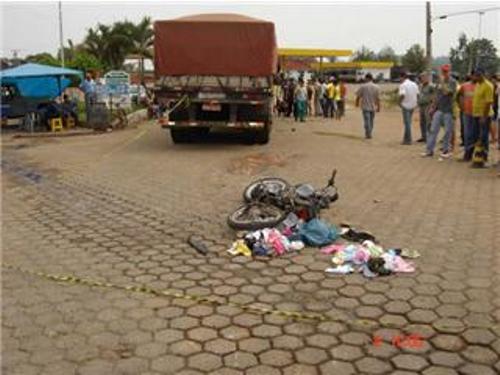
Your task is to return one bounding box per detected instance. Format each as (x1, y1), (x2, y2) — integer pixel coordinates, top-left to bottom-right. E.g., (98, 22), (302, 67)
(130, 17), (153, 85)
(83, 23), (131, 70)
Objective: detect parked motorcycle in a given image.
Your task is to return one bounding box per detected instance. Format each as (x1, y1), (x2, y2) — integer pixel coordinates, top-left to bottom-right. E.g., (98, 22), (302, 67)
(227, 170), (339, 230)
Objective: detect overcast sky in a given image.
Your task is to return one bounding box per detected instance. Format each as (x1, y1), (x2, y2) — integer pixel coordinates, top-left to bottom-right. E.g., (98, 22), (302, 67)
(1, 1), (499, 59)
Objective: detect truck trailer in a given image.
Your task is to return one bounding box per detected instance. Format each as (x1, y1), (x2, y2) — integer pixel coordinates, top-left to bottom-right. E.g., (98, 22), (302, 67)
(154, 14), (278, 144)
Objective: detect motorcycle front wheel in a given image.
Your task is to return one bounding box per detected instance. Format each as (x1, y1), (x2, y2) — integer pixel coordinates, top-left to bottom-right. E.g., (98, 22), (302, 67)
(227, 203), (286, 231)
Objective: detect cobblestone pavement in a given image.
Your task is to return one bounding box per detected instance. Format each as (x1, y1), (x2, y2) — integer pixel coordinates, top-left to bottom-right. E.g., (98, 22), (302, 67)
(2, 108), (499, 375)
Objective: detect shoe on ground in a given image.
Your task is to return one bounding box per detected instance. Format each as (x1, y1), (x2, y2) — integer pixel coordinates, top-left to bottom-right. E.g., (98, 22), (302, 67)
(439, 152), (452, 159)
(416, 138), (425, 143)
(420, 152), (433, 157)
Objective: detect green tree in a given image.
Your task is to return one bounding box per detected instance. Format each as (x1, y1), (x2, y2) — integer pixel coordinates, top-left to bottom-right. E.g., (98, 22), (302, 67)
(67, 50), (103, 72)
(377, 46), (399, 64)
(25, 52), (60, 66)
(129, 16), (153, 84)
(401, 44), (426, 73)
(83, 23), (132, 70)
(353, 46), (376, 61)
(450, 33), (499, 76)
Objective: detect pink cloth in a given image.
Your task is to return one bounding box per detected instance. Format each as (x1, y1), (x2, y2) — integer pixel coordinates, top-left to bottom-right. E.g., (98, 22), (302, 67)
(321, 244), (345, 255)
(268, 230), (286, 256)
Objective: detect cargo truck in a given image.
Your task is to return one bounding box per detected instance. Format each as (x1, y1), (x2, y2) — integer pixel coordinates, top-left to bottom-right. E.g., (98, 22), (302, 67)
(154, 14), (278, 144)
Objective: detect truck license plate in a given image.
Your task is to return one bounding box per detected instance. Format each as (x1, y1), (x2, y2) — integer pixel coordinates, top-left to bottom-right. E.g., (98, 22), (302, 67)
(202, 103), (221, 111)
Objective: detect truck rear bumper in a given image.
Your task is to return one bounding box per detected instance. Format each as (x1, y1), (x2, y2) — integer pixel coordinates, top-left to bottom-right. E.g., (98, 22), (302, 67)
(160, 120), (266, 129)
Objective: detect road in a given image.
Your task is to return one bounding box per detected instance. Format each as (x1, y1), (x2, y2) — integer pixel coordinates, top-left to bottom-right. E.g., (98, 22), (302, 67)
(2, 108), (499, 375)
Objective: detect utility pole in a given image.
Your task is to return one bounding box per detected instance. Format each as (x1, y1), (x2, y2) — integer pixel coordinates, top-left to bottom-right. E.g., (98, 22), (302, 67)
(58, 1), (65, 67)
(425, 2), (432, 72)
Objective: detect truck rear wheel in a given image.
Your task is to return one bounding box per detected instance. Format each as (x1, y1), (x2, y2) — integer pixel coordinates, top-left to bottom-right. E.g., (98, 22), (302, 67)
(254, 124), (270, 144)
(170, 129), (193, 143)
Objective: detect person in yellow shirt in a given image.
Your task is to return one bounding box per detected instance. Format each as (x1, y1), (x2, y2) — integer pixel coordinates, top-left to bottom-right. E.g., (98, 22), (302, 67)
(471, 68), (494, 162)
(325, 78), (337, 118)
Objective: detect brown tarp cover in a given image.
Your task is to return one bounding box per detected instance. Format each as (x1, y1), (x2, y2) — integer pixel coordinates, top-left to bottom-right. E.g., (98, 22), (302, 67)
(154, 14), (277, 77)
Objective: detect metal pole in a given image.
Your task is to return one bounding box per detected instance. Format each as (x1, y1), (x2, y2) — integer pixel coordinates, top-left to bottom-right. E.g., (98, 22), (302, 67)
(426, 2), (432, 72)
(58, 1), (65, 67)
(478, 12), (483, 38)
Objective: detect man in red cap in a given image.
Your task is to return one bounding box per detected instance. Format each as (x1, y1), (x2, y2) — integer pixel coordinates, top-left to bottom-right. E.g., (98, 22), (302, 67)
(422, 64), (457, 159)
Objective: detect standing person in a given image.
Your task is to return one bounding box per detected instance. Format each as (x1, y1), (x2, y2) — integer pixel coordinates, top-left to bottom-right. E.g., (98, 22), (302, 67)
(490, 74), (498, 145)
(422, 64), (457, 159)
(398, 72), (419, 145)
(417, 72), (435, 142)
(294, 79), (308, 122)
(457, 75), (476, 161)
(470, 68), (494, 164)
(333, 79), (342, 120)
(79, 73), (96, 122)
(355, 73), (380, 139)
(337, 78), (347, 120)
(285, 78), (296, 118)
(314, 79), (323, 116)
(325, 78), (336, 118)
(321, 78), (328, 117)
(307, 80), (315, 116)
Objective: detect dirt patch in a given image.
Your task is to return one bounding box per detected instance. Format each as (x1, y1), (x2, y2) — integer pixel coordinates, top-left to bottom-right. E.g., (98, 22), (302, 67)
(228, 152), (298, 175)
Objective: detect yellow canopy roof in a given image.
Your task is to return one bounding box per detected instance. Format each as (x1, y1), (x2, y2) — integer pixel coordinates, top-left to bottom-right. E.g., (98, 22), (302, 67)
(278, 48), (353, 57)
(310, 61), (395, 69)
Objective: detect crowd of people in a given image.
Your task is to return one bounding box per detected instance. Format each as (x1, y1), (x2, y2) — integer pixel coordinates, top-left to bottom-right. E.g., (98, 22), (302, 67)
(354, 65), (499, 168)
(274, 76), (347, 122)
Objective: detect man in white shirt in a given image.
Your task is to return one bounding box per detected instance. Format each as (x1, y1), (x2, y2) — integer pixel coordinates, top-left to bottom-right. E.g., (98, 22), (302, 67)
(399, 72), (420, 145)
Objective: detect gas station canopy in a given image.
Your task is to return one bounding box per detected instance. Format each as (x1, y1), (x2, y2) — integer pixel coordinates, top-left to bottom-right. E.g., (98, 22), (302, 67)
(278, 48), (353, 57)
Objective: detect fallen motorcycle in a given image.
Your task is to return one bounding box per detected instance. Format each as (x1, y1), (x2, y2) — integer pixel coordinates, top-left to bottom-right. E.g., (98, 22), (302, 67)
(227, 170), (339, 230)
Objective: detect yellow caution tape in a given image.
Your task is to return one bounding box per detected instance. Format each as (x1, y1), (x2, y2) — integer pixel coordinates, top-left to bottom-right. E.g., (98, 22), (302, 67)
(3, 263), (497, 332)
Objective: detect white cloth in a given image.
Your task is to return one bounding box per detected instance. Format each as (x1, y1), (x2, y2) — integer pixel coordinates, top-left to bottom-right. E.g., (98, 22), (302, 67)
(399, 79), (419, 110)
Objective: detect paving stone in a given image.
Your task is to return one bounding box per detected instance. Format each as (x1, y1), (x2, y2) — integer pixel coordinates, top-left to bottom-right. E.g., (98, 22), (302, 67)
(431, 335), (465, 351)
(462, 328), (496, 345)
(259, 349), (294, 366)
(135, 342), (167, 358)
(306, 333), (339, 348)
(188, 352), (222, 371)
(187, 327), (217, 342)
(422, 366), (458, 375)
(355, 357), (393, 374)
(252, 324), (282, 338)
(273, 364), (316, 375)
(429, 351), (463, 368)
(155, 328), (184, 344)
(204, 338), (236, 355)
(223, 351), (258, 370)
(151, 355), (185, 373)
(272, 335), (305, 350)
(392, 354), (429, 371)
(461, 345), (498, 365)
(295, 347), (328, 365)
(170, 340), (202, 356)
(319, 360), (356, 375)
(239, 337), (271, 353)
(330, 344), (364, 361)
(246, 365), (281, 375)
(458, 363), (498, 375)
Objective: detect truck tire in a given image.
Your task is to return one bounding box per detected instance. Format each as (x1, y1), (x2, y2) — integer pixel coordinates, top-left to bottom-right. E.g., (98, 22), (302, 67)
(254, 124), (270, 144)
(170, 129), (193, 143)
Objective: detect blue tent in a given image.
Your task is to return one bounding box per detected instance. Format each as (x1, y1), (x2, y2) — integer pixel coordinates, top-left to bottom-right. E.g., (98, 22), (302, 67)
(0, 63), (83, 98)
